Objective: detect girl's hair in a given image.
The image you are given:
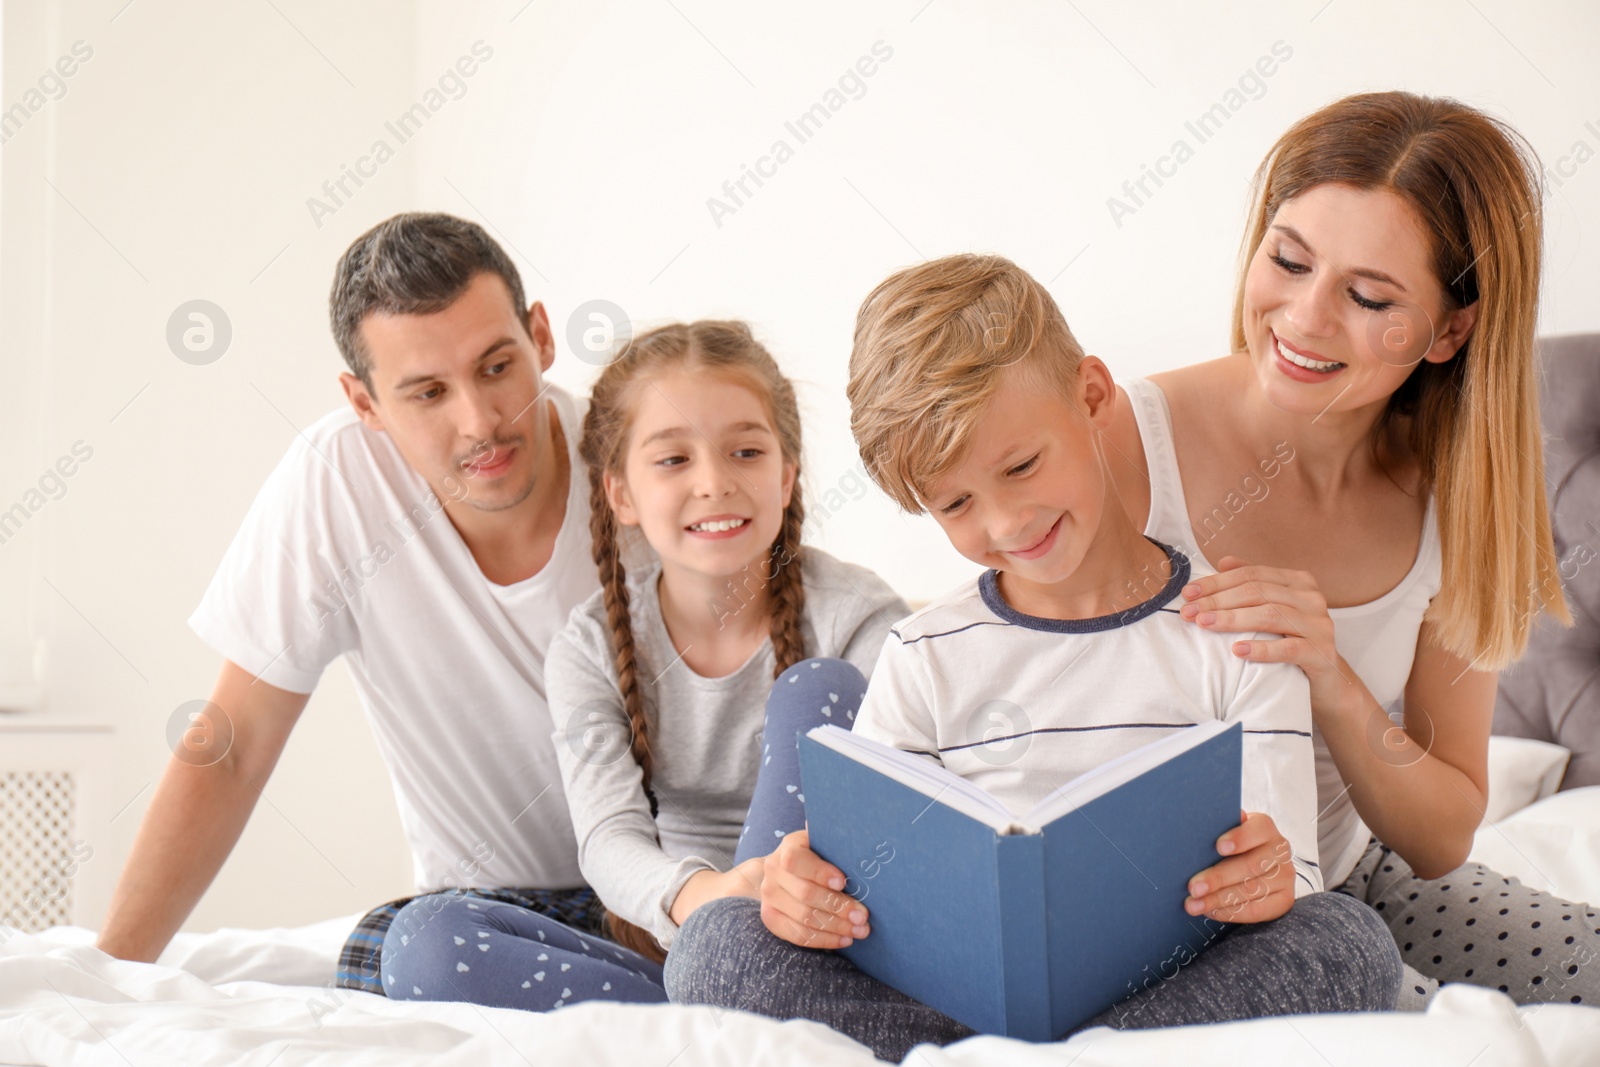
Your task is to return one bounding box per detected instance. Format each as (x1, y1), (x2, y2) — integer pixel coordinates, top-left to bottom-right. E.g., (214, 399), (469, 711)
(579, 320), (807, 960)
(1230, 90), (1570, 670)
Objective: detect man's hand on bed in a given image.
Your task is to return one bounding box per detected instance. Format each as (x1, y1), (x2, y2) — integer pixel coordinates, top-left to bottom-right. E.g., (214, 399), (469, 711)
(1183, 810), (1296, 924)
(759, 828), (870, 950)
(97, 660), (311, 962)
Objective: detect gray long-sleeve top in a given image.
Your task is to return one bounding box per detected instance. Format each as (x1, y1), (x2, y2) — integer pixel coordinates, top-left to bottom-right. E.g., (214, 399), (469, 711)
(548, 547), (908, 949)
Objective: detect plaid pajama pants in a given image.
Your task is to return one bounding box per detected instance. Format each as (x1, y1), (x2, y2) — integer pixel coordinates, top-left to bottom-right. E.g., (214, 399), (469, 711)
(335, 885), (605, 995)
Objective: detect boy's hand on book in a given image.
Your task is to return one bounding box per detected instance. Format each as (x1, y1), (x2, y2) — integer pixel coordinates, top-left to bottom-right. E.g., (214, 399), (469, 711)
(759, 828), (871, 950)
(1183, 810), (1295, 924)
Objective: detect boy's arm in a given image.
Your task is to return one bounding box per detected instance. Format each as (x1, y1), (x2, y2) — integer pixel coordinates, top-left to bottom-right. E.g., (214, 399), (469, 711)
(97, 660), (310, 961)
(849, 631), (942, 757)
(1187, 642), (1322, 922)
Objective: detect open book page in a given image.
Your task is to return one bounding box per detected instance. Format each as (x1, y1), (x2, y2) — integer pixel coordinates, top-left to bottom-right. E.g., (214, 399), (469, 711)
(806, 726), (1021, 831)
(1021, 720), (1228, 826)
(806, 720), (1230, 834)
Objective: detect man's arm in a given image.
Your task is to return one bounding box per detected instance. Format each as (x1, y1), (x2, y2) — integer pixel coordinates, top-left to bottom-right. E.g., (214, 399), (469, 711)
(96, 659), (310, 961)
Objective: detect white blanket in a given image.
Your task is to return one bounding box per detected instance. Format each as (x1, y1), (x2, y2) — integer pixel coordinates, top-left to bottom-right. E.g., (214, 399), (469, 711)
(4, 785), (1599, 1066)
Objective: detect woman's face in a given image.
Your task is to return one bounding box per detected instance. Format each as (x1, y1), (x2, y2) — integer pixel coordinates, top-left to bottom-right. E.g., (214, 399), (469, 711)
(1240, 182), (1477, 422)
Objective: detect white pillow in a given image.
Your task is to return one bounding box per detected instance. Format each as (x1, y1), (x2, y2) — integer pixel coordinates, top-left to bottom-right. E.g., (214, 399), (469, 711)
(1482, 735), (1571, 825)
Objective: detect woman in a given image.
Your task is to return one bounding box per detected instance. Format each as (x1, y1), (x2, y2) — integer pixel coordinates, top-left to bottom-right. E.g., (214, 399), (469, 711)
(1106, 90), (1597, 1009)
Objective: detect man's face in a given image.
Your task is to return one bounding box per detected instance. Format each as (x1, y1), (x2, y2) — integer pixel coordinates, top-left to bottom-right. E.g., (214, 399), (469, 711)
(341, 272), (557, 513)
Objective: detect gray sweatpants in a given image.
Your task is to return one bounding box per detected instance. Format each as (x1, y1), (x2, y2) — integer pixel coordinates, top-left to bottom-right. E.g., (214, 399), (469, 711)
(665, 891), (1402, 1062)
(1333, 837), (1600, 1011)
(666, 657), (1402, 1061)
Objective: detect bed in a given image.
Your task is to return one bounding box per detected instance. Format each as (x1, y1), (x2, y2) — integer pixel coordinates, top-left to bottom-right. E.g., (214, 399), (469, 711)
(4, 736), (1599, 1067)
(8, 336), (1600, 1067)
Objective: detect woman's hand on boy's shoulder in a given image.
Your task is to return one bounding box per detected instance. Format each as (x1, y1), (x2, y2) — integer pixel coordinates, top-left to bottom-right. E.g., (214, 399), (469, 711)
(759, 828), (872, 950)
(1178, 556), (1350, 703)
(1183, 810), (1296, 924)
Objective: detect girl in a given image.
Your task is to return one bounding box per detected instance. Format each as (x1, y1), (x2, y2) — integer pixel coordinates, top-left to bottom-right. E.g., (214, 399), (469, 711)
(1104, 90), (1599, 1008)
(381, 319), (906, 1009)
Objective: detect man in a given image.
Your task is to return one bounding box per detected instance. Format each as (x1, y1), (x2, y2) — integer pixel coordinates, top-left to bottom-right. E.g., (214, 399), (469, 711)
(98, 213), (614, 992)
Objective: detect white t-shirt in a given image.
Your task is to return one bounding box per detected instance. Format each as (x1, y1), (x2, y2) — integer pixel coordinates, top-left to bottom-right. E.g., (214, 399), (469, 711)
(188, 383), (600, 892)
(853, 539), (1323, 898)
(1122, 375), (1443, 889)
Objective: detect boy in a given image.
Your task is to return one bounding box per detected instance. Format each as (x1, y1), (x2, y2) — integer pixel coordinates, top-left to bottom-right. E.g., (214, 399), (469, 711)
(664, 255), (1401, 1061)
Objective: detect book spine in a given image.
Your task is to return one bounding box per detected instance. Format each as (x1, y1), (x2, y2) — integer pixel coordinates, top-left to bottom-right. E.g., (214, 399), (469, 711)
(994, 833), (1052, 1040)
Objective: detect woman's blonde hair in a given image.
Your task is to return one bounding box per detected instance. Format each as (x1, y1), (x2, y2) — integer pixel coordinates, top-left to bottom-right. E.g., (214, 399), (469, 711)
(848, 254), (1085, 511)
(1231, 90), (1570, 669)
(579, 320), (807, 961)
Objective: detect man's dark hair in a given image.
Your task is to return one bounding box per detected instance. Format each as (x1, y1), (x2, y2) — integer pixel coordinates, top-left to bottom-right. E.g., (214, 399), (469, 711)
(329, 212), (527, 391)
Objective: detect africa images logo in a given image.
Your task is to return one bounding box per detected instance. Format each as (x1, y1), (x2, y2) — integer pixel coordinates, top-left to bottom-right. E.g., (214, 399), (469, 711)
(1106, 40), (1293, 228)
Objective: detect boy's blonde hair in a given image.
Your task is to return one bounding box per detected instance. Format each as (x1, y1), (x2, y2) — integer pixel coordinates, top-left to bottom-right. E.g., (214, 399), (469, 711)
(847, 254), (1085, 512)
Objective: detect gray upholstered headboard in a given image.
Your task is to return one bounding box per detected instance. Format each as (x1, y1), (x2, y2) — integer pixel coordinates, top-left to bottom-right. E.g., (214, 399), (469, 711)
(1494, 332), (1600, 788)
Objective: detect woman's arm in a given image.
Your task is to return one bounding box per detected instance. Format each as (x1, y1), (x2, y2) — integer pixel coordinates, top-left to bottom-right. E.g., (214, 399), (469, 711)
(1310, 621), (1494, 877)
(1181, 560), (1495, 879)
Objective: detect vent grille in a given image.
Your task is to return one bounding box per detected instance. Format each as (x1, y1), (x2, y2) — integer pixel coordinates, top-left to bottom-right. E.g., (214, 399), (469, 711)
(1, 771), (76, 932)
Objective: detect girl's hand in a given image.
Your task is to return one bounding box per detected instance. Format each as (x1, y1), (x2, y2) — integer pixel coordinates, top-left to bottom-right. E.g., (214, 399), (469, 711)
(723, 855), (768, 899)
(759, 828), (870, 950)
(668, 857), (765, 927)
(1185, 810), (1296, 924)
(1178, 555), (1350, 703)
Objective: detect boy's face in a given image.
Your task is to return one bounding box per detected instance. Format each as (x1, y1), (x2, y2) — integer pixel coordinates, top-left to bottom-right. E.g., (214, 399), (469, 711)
(925, 356), (1118, 586)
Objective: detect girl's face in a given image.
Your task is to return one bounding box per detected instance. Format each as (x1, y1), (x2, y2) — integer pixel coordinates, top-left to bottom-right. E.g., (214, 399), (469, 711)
(1240, 182), (1478, 421)
(606, 366), (795, 583)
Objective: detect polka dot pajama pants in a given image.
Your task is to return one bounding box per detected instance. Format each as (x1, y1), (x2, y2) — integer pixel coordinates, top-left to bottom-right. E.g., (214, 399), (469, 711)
(381, 893), (667, 1010)
(1333, 837), (1600, 1011)
(381, 657), (867, 1013)
(734, 657), (867, 865)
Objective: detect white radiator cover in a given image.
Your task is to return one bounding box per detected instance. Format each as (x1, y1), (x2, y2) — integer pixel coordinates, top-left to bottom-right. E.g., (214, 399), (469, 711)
(1, 770), (79, 931)
(0, 725), (114, 933)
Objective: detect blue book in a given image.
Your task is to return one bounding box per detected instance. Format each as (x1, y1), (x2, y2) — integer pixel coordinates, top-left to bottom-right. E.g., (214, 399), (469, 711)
(796, 720), (1243, 1040)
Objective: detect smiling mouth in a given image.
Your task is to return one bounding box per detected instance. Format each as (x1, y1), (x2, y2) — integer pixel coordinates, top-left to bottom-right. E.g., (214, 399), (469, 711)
(1272, 332), (1345, 372)
(1009, 515), (1062, 559)
(687, 518), (750, 533)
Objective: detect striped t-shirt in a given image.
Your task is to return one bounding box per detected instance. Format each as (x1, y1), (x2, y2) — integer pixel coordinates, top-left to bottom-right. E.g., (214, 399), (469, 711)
(852, 537), (1322, 896)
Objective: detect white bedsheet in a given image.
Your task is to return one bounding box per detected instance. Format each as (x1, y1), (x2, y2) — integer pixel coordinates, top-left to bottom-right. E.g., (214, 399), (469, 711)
(4, 786), (1600, 1066)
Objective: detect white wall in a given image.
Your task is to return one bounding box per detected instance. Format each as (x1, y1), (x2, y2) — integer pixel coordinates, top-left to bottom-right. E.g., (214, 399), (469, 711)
(4, 0), (1597, 931)
(1, 0), (426, 930)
